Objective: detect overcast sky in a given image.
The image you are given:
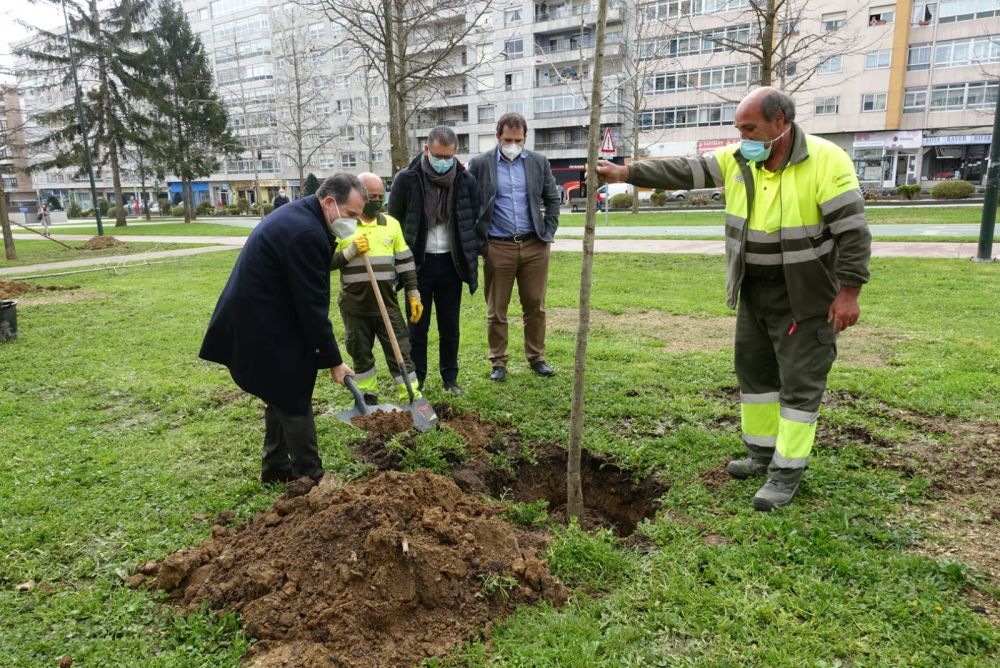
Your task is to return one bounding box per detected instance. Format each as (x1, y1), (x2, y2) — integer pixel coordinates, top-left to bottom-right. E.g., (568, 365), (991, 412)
(0, 0), (93, 83)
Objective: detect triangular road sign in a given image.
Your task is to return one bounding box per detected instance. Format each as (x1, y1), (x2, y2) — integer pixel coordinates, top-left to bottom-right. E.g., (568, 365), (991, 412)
(600, 127), (616, 154)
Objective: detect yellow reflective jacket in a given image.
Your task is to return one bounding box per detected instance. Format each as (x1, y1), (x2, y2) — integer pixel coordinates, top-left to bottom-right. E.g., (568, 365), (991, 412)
(629, 124), (871, 320)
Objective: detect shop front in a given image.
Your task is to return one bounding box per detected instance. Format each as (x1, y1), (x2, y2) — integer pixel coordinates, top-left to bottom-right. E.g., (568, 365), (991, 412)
(852, 131), (922, 189)
(920, 134), (992, 185)
(167, 181), (211, 204)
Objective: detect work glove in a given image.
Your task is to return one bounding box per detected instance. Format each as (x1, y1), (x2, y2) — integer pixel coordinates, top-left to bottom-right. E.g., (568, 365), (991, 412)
(408, 290), (423, 324)
(342, 235), (370, 262)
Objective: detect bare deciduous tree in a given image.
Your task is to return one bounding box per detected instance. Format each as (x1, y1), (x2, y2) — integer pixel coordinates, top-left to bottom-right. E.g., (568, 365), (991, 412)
(312, 0), (498, 172)
(271, 6), (338, 194)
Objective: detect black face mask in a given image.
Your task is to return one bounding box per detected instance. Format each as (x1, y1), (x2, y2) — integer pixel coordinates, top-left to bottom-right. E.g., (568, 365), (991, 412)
(363, 201), (381, 218)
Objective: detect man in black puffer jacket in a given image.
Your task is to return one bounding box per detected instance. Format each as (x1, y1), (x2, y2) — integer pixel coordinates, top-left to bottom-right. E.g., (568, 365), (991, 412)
(388, 126), (483, 394)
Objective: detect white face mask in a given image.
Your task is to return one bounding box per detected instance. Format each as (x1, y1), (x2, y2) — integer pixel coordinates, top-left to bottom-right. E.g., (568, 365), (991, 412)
(500, 142), (523, 160)
(329, 200), (356, 239)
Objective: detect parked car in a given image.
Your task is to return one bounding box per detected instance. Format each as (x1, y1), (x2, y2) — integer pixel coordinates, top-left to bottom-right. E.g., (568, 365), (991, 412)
(667, 187), (724, 201)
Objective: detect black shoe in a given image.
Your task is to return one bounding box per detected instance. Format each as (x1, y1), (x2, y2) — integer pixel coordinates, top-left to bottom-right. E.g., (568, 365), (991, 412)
(489, 366), (507, 382)
(260, 470), (295, 484)
(417, 378), (425, 392)
(530, 361), (555, 377)
(442, 379), (463, 395)
(362, 392), (379, 406)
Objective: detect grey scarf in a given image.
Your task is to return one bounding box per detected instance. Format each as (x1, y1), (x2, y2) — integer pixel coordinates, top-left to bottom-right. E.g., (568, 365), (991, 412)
(420, 155), (456, 229)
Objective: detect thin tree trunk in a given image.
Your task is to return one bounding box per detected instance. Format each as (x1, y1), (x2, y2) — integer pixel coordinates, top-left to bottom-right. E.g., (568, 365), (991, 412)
(89, 0), (127, 227)
(1, 182), (17, 260)
(567, 0), (609, 522)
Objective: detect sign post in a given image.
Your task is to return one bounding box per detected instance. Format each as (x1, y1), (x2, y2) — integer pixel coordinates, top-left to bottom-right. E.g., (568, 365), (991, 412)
(599, 128), (615, 225)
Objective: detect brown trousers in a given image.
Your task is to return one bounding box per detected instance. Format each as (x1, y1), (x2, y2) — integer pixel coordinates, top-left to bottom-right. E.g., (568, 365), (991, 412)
(484, 237), (551, 366)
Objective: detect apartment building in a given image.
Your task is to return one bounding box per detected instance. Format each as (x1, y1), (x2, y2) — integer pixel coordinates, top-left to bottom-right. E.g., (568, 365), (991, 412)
(12, 0), (999, 204)
(630, 0), (998, 187)
(0, 85), (36, 212)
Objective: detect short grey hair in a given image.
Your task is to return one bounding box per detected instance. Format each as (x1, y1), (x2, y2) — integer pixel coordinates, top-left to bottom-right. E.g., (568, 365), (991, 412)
(316, 173), (365, 203)
(427, 125), (457, 148)
(761, 89), (796, 123)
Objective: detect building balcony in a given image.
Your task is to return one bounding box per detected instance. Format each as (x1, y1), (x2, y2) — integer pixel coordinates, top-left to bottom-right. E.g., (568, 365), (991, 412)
(533, 3), (622, 30)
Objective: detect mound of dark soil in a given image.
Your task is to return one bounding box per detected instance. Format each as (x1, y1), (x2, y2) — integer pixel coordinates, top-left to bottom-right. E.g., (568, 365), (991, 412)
(146, 470), (568, 667)
(0, 279), (79, 300)
(81, 235), (127, 250)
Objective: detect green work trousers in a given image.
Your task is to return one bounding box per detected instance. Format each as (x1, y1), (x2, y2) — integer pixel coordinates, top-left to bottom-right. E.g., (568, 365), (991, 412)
(735, 273), (838, 483)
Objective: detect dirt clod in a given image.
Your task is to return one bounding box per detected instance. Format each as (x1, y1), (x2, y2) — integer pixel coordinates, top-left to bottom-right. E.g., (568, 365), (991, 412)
(152, 469), (567, 667)
(81, 235), (127, 250)
(351, 409), (413, 435)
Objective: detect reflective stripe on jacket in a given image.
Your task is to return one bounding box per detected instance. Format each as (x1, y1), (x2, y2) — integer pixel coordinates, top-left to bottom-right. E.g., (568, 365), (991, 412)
(331, 212), (418, 314)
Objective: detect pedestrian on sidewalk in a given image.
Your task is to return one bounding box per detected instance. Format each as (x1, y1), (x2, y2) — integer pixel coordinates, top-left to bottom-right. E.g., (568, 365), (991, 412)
(38, 204), (52, 237)
(467, 112), (561, 383)
(199, 174), (360, 485)
(273, 189), (290, 208)
(597, 87), (872, 511)
(331, 172), (424, 406)
(388, 125), (483, 395)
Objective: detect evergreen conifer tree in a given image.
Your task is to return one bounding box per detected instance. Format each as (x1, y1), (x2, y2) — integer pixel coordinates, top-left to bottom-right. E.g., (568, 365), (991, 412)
(304, 173), (320, 197)
(17, 0), (155, 227)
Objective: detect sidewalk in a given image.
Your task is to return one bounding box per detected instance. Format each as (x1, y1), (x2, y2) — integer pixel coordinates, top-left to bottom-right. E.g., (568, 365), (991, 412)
(3, 231), (993, 278)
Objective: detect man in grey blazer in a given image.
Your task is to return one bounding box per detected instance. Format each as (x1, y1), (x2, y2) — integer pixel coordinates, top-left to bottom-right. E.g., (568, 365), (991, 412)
(467, 112), (561, 382)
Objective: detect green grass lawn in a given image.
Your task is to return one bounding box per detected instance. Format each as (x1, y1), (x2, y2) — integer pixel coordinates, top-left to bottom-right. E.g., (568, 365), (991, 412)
(560, 205), (996, 227)
(52, 221), (252, 237)
(1, 250), (998, 666)
(1, 239), (214, 267)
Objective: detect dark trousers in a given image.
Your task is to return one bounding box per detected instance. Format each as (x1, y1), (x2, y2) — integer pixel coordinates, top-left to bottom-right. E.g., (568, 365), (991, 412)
(262, 404), (324, 482)
(408, 252), (463, 383)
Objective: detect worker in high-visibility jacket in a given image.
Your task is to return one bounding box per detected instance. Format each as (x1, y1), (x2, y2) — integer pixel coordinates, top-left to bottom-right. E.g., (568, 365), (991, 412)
(331, 172), (424, 404)
(597, 87), (872, 511)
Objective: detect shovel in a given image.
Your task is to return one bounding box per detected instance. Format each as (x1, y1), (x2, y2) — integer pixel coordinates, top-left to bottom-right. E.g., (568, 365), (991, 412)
(360, 252), (439, 432)
(334, 375), (403, 427)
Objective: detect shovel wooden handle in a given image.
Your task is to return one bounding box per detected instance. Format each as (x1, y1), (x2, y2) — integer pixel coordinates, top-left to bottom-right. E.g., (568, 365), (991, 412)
(361, 253), (416, 402)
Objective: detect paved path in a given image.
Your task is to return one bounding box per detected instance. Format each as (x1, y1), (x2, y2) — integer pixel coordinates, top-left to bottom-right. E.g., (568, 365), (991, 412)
(3, 232), (994, 278)
(556, 223), (991, 237)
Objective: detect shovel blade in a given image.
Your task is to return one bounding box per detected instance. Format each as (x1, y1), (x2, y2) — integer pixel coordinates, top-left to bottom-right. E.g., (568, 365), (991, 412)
(405, 397), (439, 432)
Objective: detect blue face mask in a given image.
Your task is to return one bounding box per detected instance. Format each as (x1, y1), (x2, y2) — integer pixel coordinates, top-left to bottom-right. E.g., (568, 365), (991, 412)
(429, 156), (454, 174)
(739, 127), (790, 163)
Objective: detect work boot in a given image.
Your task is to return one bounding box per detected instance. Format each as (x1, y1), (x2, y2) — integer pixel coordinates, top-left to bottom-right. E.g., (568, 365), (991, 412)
(442, 379), (463, 395)
(489, 366), (507, 382)
(752, 478), (801, 511)
(725, 457), (770, 479)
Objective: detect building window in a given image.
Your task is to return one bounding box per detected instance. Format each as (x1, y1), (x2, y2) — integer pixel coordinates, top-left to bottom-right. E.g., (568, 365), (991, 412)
(817, 55), (843, 74)
(929, 81), (1000, 110)
(478, 105), (495, 123)
(334, 74), (350, 89)
(903, 88), (928, 112)
(341, 152), (357, 168)
(821, 11), (847, 31)
(639, 103), (737, 129)
(504, 9), (522, 26)
(861, 92), (888, 111)
(865, 49), (892, 69)
(868, 5), (895, 24)
(503, 39), (524, 58)
(309, 23), (325, 39)
(370, 151), (383, 162)
(814, 96), (839, 115)
(907, 44), (932, 70)
(912, 3), (935, 23)
(504, 71), (524, 91)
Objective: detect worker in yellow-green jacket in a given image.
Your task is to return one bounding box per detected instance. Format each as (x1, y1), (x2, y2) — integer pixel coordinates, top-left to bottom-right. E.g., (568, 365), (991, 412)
(597, 87), (872, 511)
(331, 172), (424, 405)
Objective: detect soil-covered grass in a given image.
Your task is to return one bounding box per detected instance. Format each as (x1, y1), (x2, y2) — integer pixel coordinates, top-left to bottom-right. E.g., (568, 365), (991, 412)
(1, 238), (214, 267)
(1, 250), (998, 666)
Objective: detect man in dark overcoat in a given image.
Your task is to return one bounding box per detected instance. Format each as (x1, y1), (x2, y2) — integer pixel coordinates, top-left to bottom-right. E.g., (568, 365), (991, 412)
(200, 174), (363, 483)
